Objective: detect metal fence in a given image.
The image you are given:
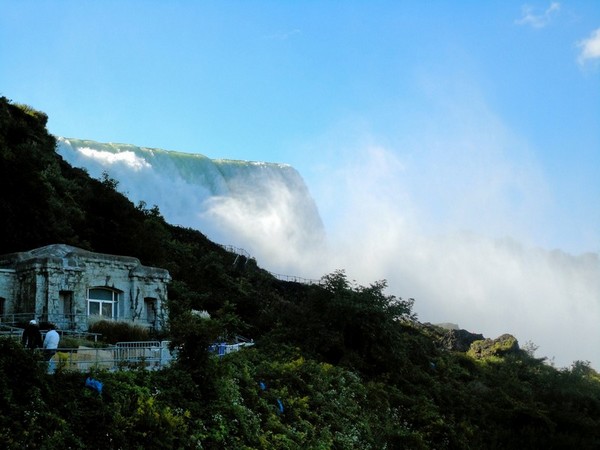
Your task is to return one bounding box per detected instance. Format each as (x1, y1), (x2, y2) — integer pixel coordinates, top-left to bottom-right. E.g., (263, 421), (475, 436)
(219, 244), (322, 285)
(0, 313), (38, 325)
(114, 341), (175, 370)
(40, 338), (257, 372)
(44, 341), (175, 372)
(0, 325), (23, 340)
(270, 273), (322, 285)
(3, 331), (262, 375)
(208, 335), (255, 358)
(208, 341), (255, 357)
(1, 325), (102, 343)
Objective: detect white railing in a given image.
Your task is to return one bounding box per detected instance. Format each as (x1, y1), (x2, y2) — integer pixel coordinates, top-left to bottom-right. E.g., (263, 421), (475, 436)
(115, 340), (174, 369)
(209, 335), (254, 357)
(209, 340), (255, 357)
(46, 340), (175, 372)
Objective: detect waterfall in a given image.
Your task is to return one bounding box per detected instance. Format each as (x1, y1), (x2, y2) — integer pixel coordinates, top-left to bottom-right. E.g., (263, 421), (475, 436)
(56, 137), (325, 273)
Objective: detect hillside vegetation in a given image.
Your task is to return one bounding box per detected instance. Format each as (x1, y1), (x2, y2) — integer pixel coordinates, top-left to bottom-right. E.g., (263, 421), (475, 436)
(1, 96), (599, 449)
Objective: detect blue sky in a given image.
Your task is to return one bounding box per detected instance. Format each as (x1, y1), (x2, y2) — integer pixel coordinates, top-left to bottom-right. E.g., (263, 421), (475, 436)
(1, 1), (599, 254)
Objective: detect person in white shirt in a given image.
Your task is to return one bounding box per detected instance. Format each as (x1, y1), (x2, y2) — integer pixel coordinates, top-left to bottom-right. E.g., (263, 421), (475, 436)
(43, 323), (60, 361)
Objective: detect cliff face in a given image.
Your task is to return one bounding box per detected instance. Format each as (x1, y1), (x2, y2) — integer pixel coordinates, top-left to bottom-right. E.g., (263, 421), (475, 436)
(0, 98), (69, 252)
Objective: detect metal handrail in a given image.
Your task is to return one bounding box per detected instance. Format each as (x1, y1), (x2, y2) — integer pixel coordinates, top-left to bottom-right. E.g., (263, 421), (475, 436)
(270, 273), (322, 285)
(219, 244), (322, 285)
(41, 341), (174, 372)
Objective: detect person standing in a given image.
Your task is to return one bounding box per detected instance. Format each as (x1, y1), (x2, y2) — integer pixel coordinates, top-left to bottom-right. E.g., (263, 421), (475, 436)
(43, 323), (60, 373)
(21, 319), (42, 350)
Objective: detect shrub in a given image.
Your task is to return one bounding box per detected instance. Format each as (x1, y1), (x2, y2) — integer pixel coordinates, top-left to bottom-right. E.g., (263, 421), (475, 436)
(59, 335), (105, 349)
(14, 102), (49, 126)
(88, 320), (151, 344)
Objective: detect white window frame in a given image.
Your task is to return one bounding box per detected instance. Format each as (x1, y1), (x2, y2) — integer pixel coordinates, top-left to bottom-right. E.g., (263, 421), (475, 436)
(87, 288), (120, 319)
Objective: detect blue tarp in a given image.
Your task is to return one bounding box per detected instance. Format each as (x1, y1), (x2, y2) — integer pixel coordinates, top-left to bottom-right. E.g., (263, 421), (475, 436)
(85, 377), (103, 394)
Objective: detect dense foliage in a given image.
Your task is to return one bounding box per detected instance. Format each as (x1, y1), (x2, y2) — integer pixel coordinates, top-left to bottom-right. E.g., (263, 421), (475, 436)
(1, 97), (599, 449)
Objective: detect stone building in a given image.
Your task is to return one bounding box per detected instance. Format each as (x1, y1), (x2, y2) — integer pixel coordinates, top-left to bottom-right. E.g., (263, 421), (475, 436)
(0, 244), (170, 331)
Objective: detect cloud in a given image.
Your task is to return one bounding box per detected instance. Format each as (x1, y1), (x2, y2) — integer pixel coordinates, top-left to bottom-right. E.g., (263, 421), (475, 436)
(577, 28), (600, 66)
(515, 2), (560, 28)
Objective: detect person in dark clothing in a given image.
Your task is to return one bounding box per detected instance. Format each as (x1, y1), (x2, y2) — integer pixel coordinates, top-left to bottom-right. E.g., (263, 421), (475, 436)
(21, 319), (42, 349)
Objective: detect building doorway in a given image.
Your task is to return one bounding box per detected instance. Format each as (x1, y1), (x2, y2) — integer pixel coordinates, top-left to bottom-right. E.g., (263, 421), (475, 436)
(59, 290), (74, 329)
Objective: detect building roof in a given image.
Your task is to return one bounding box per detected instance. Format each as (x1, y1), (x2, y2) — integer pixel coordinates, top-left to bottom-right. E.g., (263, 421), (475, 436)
(0, 244), (170, 280)
(0, 243), (135, 264)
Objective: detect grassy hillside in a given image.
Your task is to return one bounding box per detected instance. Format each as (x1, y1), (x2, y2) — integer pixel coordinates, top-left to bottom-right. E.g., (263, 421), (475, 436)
(1, 97), (599, 449)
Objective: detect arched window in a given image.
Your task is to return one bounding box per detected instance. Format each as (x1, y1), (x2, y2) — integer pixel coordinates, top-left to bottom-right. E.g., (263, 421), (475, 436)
(87, 288), (120, 319)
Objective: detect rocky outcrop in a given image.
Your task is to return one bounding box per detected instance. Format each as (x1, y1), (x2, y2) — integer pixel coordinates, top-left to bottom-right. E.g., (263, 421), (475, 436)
(440, 328), (485, 352)
(467, 334), (520, 359)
